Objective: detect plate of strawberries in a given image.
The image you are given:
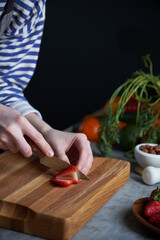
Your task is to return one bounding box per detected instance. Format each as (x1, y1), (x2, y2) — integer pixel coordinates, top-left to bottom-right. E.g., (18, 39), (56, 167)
(133, 187), (160, 234)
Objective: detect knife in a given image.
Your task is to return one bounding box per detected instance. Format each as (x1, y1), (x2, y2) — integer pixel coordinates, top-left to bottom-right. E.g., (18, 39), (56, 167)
(40, 156), (90, 181)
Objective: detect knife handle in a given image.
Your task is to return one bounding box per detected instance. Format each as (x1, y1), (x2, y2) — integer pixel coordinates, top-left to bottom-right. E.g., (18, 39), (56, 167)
(25, 136), (44, 158)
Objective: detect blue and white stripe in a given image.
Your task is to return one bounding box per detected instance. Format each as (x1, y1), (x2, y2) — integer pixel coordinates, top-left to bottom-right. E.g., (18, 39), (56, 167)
(0, 0), (46, 117)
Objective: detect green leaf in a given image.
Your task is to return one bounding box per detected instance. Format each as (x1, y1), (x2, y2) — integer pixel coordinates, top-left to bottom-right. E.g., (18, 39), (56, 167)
(97, 54), (160, 157)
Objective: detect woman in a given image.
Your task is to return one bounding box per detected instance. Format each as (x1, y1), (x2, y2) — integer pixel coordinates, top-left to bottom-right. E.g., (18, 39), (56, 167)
(0, 0), (93, 174)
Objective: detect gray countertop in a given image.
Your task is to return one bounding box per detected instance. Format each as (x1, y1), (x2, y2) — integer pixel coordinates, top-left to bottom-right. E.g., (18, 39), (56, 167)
(0, 142), (160, 240)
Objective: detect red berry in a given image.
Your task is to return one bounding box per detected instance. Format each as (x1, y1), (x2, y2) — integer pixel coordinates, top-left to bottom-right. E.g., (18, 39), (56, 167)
(149, 212), (160, 223)
(51, 165), (79, 187)
(144, 201), (160, 217)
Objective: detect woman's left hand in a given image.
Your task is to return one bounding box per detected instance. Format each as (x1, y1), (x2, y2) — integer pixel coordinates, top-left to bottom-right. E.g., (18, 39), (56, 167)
(25, 113), (93, 174)
(42, 129), (93, 174)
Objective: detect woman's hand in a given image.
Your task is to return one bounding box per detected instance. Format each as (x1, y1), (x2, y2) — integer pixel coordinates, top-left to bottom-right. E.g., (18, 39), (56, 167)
(43, 129), (93, 174)
(26, 113), (93, 174)
(0, 104), (54, 158)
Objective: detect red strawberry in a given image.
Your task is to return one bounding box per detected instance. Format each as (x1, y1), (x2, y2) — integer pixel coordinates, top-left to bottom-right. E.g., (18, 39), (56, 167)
(144, 200), (160, 217)
(149, 212), (160, 223)
(150, 187), (160, 202)
(51, 165), (79, 187)
(51, 179), (73, 187)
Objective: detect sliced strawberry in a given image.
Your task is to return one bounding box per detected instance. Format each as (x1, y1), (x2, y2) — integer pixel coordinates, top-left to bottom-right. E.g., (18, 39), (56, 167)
(54, 165), (79, 184)
(51, 165), (79, 187)
(51, 178), (73, 187)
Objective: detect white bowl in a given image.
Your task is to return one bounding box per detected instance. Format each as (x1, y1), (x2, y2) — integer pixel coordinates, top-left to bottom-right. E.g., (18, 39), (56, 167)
(134, 143), (160, 168)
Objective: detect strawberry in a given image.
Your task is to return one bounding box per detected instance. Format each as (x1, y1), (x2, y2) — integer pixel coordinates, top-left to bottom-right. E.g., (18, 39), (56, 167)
(150, 187), (160, 202)
(51, 179), (74, 187)
(51, 165), (79, 187)
(144, 200), (160, 217)
(149, 212), (160, 223)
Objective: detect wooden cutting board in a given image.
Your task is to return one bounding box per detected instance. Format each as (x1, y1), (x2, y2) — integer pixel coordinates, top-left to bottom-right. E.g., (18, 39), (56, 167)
(0, 151), (130, 240)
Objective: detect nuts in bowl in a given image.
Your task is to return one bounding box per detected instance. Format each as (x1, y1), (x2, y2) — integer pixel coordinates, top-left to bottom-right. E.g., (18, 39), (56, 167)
(139, 144), (160, 155)
(134, 143), (160, 168)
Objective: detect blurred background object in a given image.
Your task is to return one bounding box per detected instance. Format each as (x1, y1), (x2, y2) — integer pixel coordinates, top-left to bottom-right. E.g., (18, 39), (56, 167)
(25, 0), (160, 130)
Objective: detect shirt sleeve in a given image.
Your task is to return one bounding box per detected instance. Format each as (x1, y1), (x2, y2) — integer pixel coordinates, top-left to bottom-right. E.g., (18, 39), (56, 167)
(0, 0), (46, 118)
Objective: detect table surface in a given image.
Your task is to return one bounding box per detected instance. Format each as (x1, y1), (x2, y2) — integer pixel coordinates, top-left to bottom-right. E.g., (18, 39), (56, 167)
(0, 136), (160, 240)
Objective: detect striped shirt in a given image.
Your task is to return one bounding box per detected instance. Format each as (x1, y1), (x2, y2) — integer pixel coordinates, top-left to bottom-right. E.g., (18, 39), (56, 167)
(0, 0), (46, 117)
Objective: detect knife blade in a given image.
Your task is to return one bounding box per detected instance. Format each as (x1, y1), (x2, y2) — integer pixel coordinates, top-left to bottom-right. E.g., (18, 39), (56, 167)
(40, 156), (90, 180)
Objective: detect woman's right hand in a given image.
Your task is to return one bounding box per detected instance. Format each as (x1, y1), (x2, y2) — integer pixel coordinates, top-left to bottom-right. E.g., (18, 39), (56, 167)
(0, 104), (54, 158)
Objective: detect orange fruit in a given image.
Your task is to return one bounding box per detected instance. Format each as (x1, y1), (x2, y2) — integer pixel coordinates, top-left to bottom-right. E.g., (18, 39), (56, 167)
(77, 116), (101, 142)
(117, 122), (127, 130)
(103, 96), (121, 115)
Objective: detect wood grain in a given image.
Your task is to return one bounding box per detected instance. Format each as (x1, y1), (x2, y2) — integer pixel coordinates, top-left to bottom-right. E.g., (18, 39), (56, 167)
(134, 164), (143, 176)
(0, 151), (130, 240)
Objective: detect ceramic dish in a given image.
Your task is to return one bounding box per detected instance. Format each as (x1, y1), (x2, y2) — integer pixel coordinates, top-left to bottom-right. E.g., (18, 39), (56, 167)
(132, 197), (160, 235)
(134, 143), (160, 168)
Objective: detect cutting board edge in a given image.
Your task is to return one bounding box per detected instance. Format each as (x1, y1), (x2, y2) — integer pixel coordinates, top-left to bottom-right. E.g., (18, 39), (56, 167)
(0, 211), (70, 240)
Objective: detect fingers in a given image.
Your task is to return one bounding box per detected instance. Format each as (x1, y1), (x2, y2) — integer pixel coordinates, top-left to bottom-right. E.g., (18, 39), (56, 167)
(0, 133), (19, 153)
(0, 115), (54, 158)
(13, 134), (33, 157)
(53, 148), (70, 164)
(0, 128), (37, 158)
(24, 136), (45, 158)
(74, 134), (93, 174)
(0, 140), (8, 150)
(49, 132), (93, 173)
(16, 116), (54, 158)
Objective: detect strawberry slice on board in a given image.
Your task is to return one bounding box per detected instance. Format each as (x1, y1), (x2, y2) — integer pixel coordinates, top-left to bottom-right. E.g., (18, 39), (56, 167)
(51, 165), (79, 187)
(51, 179), (74, 187)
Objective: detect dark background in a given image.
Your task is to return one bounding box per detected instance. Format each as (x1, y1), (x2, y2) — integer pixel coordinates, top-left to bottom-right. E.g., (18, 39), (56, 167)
(25, 0), (160, 130)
